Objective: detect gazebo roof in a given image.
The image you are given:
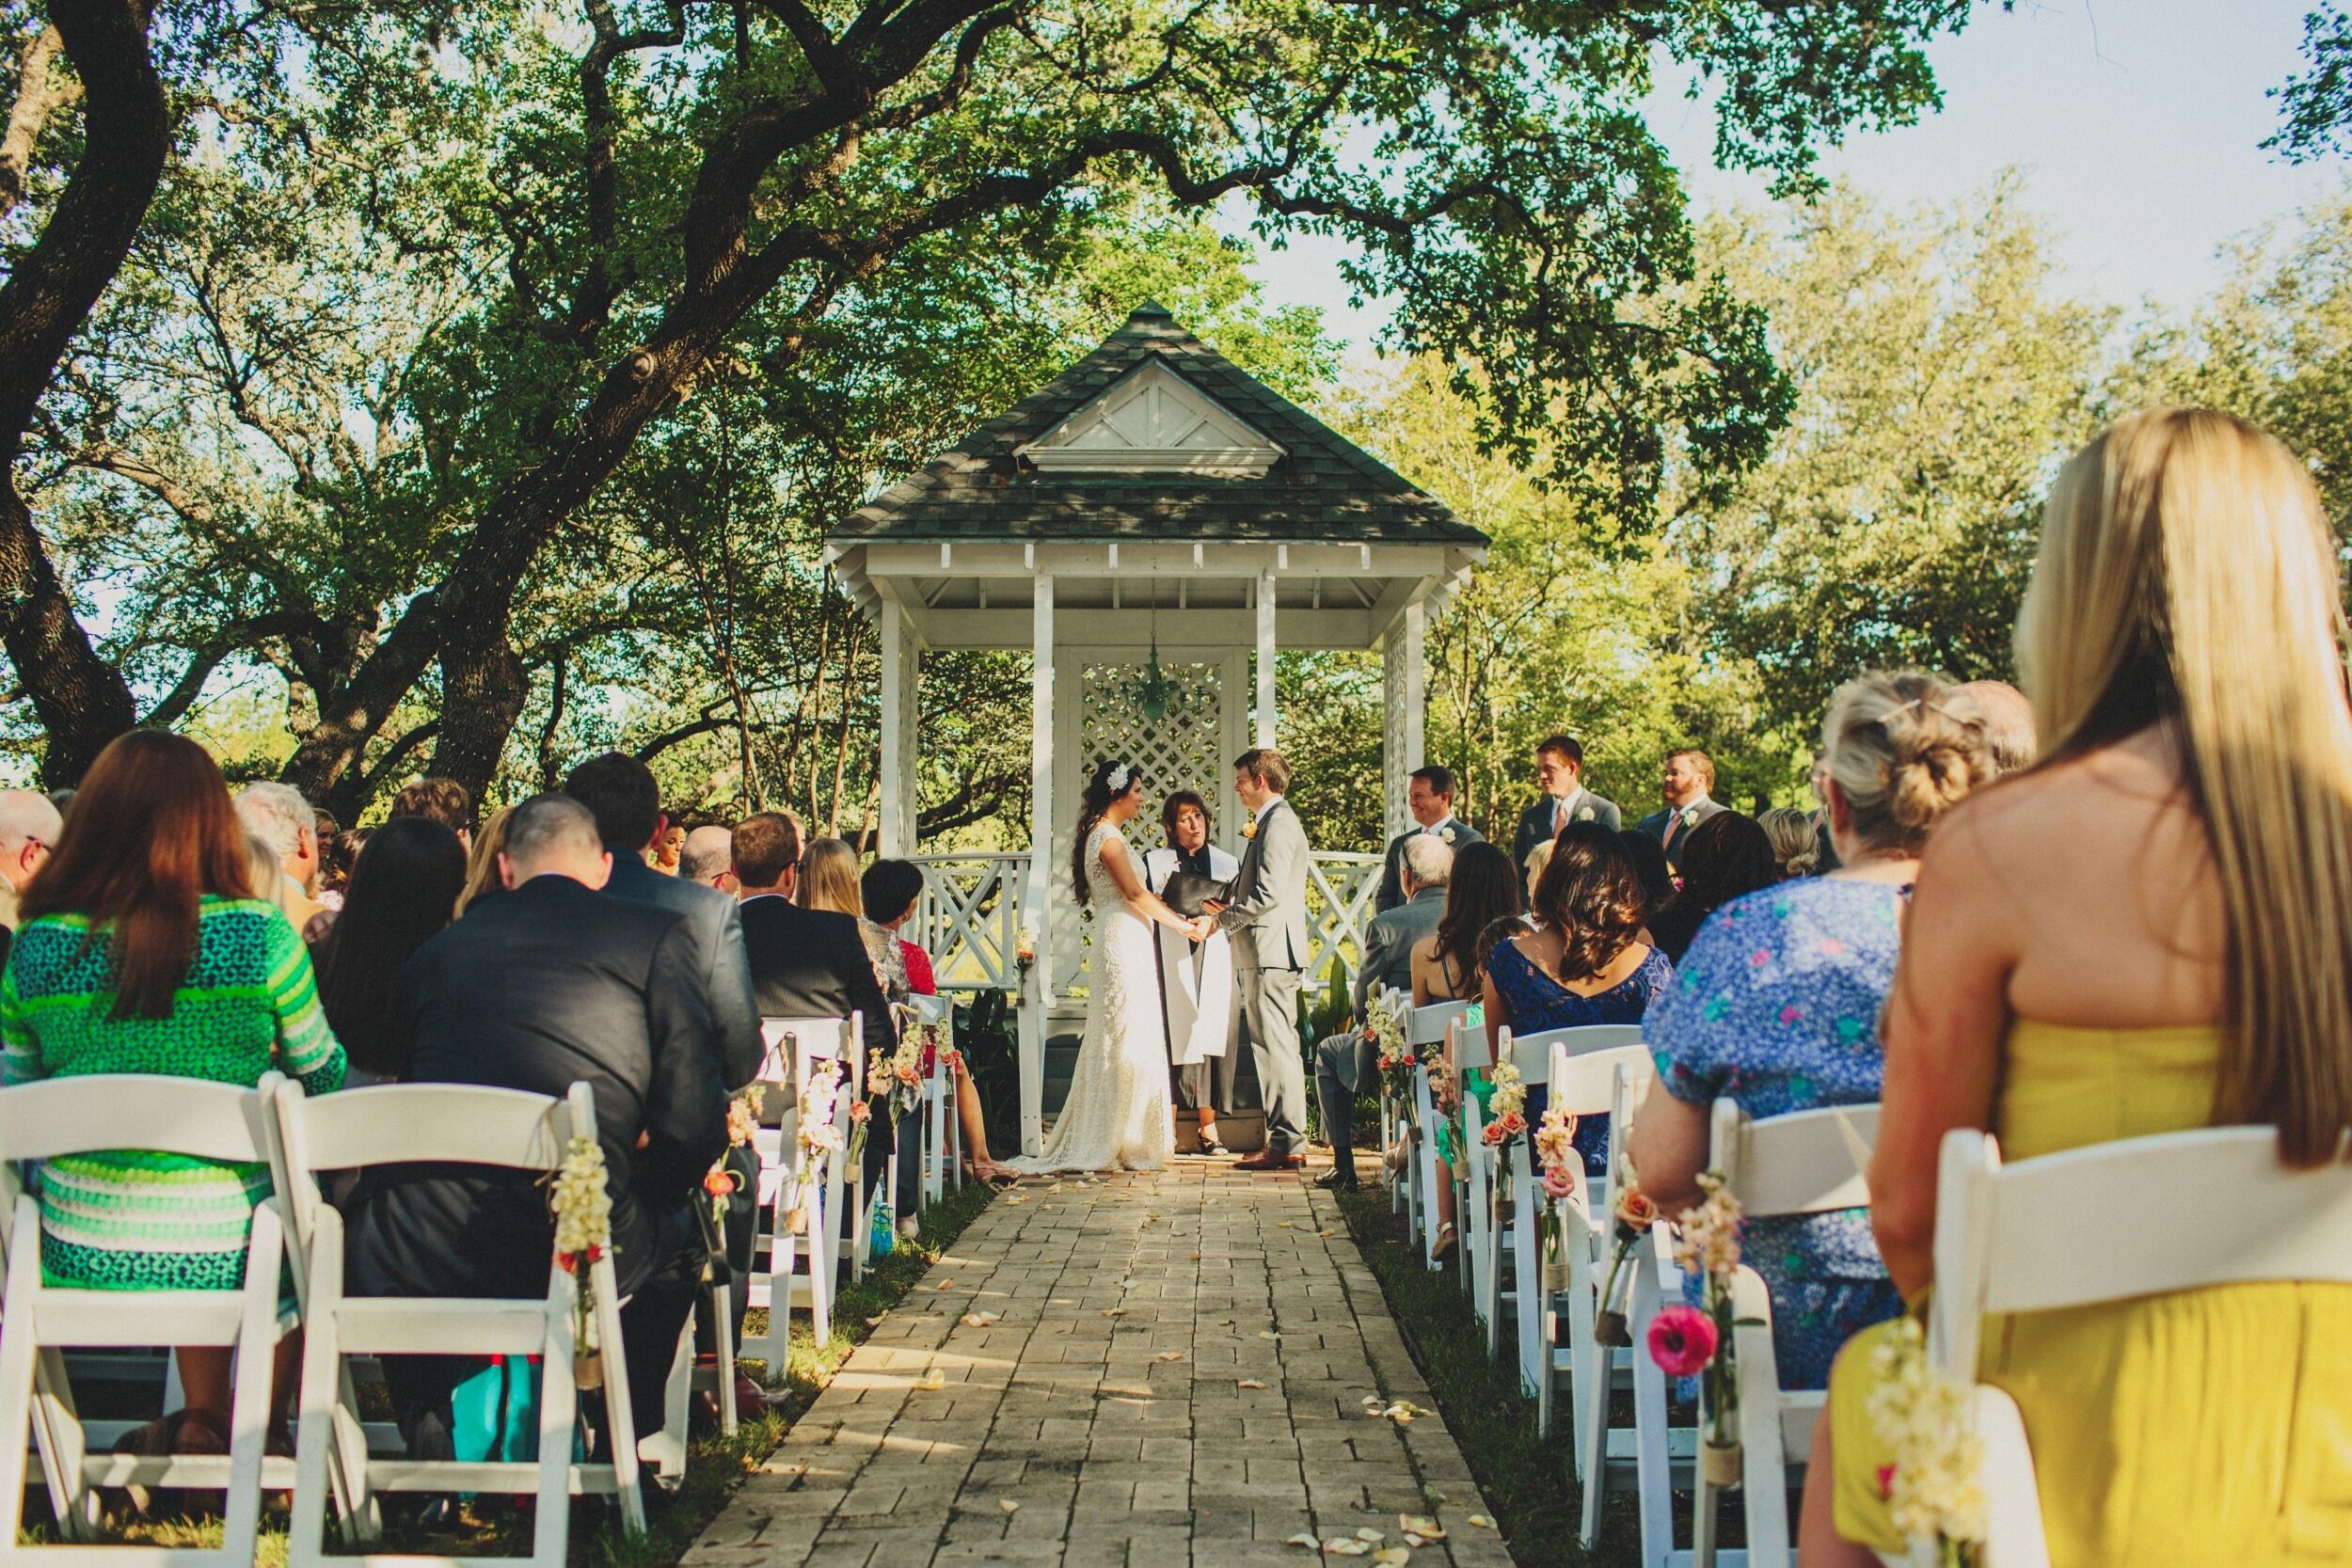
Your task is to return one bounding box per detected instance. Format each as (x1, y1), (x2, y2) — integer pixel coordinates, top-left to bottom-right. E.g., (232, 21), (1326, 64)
(828, 302), (1486, 546)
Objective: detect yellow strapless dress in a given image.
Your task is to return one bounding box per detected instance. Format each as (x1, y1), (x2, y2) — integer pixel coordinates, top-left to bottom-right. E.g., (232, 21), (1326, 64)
(1830, 1020), (2352, 1564)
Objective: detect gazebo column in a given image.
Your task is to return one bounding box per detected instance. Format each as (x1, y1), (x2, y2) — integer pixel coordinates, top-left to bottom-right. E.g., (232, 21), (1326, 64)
(1254, 567), (1278, 748)
(1020, 575), (1056, 1156)
(878, 595), (918, 856)
(1381, 596), (1426, 840)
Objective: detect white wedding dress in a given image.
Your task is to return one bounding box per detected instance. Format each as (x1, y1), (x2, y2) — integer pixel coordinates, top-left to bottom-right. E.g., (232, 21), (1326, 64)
(1008, 821), (1175, 1173)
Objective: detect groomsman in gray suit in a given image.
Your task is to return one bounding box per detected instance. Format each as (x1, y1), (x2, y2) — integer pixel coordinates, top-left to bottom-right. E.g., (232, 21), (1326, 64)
(1635, 747), (1728, 865)
(1509, 734), (1622, 868)
(1206, 748), (1311, 1171)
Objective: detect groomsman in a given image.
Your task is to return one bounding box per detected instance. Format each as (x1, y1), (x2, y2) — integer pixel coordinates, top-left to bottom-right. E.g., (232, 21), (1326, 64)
(1636, 748), (1727, 864)
(1508, 734), (1621, 868)
(1375, 766), (1482, 912)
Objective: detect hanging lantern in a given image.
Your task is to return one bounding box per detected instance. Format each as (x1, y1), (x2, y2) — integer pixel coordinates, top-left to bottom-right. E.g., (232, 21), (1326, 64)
(1135, 633), (1176, 723)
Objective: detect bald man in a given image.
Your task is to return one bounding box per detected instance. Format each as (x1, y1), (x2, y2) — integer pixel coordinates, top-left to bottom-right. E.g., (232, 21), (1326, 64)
(0, 789), (62, 962)
(1955, 680), (2038, 779)
(677, 824), (739, 895)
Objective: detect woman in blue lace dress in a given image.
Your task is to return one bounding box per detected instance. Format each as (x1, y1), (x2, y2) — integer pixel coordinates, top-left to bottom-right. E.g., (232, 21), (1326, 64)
(1480, 823), (1673, 1172)
(1627, 670), (1993, 1389)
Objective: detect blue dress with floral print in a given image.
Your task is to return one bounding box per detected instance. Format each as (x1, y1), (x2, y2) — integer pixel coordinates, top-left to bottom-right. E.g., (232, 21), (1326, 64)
(1648, 879), (1906, 1390)
(1484, 940), (1673, 1172)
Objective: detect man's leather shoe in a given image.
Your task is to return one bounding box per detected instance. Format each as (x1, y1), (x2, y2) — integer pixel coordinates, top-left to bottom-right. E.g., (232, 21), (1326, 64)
(1313, 1166), (1359, 1191)
(1235, 1150), (1300, 1171)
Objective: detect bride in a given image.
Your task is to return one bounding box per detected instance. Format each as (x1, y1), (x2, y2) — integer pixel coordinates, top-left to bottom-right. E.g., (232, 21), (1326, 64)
(1009, 759), (1211, 1173)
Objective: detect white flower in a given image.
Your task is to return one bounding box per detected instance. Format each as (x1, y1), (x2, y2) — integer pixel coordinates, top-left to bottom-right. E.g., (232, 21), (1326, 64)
(1867, 1317), (1987, 1546)
(1577, 806), (1595, 821)
(1107, 762), (1131, 791)
(1438, 825), (1457, 844)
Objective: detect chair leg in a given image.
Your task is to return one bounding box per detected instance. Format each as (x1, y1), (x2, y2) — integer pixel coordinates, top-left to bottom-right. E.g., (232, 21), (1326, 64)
(591, 1260), (648, 1537)
(712, 1281), (739, 1434)
(218, 1209), (283, 1568)
(532, 1299), (578, 1568)
(289, 1252), (346, 1567)
(0, 1205), (47, 1559)
(32, 1348), (93, 1541)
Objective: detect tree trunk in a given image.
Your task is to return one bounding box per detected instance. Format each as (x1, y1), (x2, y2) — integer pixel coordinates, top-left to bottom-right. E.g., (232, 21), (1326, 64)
(0, 0), (162, 784)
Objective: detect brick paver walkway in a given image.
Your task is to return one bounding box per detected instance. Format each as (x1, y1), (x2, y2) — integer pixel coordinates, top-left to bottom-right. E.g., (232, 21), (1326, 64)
(682, 1162), (1513, 1568)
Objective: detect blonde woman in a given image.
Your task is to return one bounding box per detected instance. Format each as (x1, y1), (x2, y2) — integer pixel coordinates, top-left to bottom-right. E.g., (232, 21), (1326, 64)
(1756, 805), (1820, 879)
(454, 806), (515, 916)
(1803, 410), (2352, 1565)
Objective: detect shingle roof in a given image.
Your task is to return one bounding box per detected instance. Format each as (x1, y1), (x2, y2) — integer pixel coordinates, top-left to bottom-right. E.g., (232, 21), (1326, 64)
(828, 303), (1486, 546)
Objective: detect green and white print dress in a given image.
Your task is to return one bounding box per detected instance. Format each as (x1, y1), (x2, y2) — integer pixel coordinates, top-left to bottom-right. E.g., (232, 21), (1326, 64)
(0, 895), (345, 1290)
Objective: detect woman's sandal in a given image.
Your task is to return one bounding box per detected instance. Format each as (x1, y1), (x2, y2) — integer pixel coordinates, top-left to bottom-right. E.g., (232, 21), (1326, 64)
(109, 1405), (233, 1520)
(1431, 1223), (1458, 1261)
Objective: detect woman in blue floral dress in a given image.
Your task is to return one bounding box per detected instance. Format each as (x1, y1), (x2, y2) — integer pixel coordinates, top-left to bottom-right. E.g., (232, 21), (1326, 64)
(1627, 670), (1993, 1388)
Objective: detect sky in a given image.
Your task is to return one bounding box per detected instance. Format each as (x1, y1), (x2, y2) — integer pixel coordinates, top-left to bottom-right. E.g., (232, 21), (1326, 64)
(1246, 0), (2347, 350)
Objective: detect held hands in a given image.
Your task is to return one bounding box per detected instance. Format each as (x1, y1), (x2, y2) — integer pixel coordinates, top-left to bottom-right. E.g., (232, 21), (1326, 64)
(1201, 898), (1227, 916)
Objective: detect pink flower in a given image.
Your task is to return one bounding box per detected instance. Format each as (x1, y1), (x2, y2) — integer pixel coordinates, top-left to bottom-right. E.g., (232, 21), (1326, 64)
(847, 1101), (871, 1123)
(1749, 949), (1771, 968)
(1540, 1165), (1576, 1199)
(1645, 1305), (1718, 1377)
(1480, 1121), (1510, 1147)
(1876, 1464), (1897, 1499)
(1496, 1111), (1527, 1137)
(1778, 1005), (1804, 1024)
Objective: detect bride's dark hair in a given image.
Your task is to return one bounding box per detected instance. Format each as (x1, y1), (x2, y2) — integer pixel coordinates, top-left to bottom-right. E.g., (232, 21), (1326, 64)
(1072, 757), (1139, 904)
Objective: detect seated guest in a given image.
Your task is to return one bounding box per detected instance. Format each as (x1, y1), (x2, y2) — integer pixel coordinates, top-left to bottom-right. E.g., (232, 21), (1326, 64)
(312, 810), (343, 911)
(564, 753), (761, 1090)
(1806, 412), (2352, 1565)
(1316, 834), (1453, 1190)
(1378, 766), (1482, 913)
(680, 824), (739, 896)
(389, 776), (476, 852)
(1629, 671), (1987, 1393)
(801, 836), (919, 1233)
(1807, 748), (1841, 873)
(1635, 748), (1725, 868)
(862, 857), (1010, 1185)
(1410, 840), (1521, 1259)
(1954, 677), (2038, 778)
(1520, 836), (1553, 911)
(1483, 823), (1670, 1171)
(311, 817), (469, 1087)
(735, 815), (896, 1070)
(4, 731), (343, 1459)
(342, 794), (726, 1453)
(1756, 806), (1822, 880)
(455, 805), (513, 916)
(1617, 828), (1675, 914)
(1645, 811), (1780, 962)
(236, 781), (329, 941)
(1511, 734), (1621, 868)
(0, 787), (62, 968)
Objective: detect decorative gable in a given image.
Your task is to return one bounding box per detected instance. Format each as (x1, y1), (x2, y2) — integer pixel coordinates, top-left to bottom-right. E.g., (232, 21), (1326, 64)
(1018, 358), (1284, 477)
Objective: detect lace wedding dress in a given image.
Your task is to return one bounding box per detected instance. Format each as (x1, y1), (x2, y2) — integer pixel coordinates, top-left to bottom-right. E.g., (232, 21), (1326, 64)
(1007, 821), (1175, 1173)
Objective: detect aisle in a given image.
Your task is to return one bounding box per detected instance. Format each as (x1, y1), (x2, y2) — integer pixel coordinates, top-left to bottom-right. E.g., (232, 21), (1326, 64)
(681, 1161), (1514, 1568)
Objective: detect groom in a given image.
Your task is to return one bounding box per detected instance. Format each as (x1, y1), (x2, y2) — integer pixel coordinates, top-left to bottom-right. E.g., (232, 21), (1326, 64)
(1206, 748), (1311, 1171)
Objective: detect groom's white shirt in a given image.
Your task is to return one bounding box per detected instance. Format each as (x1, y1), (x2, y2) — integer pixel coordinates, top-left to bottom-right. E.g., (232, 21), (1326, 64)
(1253, 793), (1285, 826)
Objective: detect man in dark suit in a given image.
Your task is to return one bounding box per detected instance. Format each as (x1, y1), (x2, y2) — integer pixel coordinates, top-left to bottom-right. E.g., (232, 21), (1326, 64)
(1635, 748), (1729, 865)
(343, 794), (729, 1451)
(1508, 734), (1622, 870)
(1375, 765), (1482, 913)
(564, 753), (763, 1091)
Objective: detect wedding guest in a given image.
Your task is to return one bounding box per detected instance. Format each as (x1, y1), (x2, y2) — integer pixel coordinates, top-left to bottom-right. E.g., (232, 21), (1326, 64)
(1756, 806), (1822, 879)
(1629, 672), (1988, 1393)
(736, 814), (895, 1075)
(2, 731), (343, 1461)
(1144, 791), (1242, 1151)
(342, 794), (724, 1454)
(679, 824), (739, 895)
(1317, 834), (1452, 1189)
(0, 787), (62, 968)
(1412, 840), (1522, 1259)
(564, 753), (762, 1090)
(1521, 837), (1553, 911)
(1510, 735), (1621, 868)
(1618, 829), (1675, 913)
(311, 817), (468, 1087)
(389, 776), (475, 852)
(312, 810), (343, 911)
(863, 857), (1010, 1184)
(318, 823), (367, 913)
(1635, 748), (1725, 866)
(1645, 811), (1780, 962)
(1483, 823), (1671, 1171)
(1807, 747), (1841, 873)
(652, 816), (687, 877)
(236, 781), (329, 941)
(455, 806), (514, 917)
(1804, 411), (2352, 1566)
(1955, 677), (2038, 777)
(1378, 766), (1482, 912)
(800, 835), (920, 1231)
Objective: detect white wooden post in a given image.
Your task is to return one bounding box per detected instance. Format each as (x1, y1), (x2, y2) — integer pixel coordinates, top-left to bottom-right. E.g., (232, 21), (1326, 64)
(1022, 576), (1055, 1156)
(879, 596), (917, 856)
(1381, 594), (1426, 841)
(1254, 567), (1277, 749)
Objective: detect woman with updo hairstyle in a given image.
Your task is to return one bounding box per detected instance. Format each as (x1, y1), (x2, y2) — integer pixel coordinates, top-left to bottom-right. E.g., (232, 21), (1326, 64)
(1629, 670), (1990, 1393)
(1757, 806), (1821, 879)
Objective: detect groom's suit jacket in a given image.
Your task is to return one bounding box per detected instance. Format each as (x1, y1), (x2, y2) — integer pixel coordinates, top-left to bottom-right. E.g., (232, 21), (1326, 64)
(1218, 799), (1311, 974)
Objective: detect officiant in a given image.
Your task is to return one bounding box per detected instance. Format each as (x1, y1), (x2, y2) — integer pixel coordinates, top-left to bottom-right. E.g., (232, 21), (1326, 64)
(1144, 790), (1243, 1154)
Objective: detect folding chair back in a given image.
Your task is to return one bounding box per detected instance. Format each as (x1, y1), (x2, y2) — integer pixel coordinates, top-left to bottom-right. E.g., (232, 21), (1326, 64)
(0, 1073), (291, 1565)
(273, 1079), (644, 1568)
(1404, 999), (1470, 1265)
(742, 1017), (862, 1361)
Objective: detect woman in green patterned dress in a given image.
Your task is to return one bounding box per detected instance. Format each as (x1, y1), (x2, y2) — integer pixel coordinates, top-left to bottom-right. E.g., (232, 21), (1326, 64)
(0, 730), (344, 1461)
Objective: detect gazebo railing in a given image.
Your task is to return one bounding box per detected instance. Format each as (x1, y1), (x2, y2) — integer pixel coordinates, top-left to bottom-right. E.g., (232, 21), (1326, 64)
(910, 848), (1383, 992)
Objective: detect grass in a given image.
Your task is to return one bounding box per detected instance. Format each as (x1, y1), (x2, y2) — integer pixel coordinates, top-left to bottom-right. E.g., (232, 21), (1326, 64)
(1331, 1181), (1642, 1568)
(40, 1179), (998, 1565)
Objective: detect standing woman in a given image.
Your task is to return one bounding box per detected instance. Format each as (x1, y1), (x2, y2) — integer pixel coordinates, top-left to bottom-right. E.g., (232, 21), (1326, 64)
(310, 817), (469, 1087)
(1143, 790), (1242, 1153)
(0, 731), (345, 1463)
(1804, 409), (2352, 1565)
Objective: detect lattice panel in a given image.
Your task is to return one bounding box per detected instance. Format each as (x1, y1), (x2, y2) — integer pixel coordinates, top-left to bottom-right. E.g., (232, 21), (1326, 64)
(1050, 660), (1225, 984)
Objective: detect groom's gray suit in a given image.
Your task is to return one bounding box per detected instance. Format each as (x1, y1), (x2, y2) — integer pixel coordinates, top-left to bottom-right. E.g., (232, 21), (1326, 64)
(1219, 798), (1311, 1157)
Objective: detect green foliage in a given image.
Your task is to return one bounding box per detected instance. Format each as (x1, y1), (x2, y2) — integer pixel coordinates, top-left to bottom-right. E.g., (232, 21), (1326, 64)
(2270, 5), (2352, 163)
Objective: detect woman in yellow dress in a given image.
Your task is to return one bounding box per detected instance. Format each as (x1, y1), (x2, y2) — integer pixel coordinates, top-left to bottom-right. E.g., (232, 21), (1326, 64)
(1800, 409), (2352, 1567)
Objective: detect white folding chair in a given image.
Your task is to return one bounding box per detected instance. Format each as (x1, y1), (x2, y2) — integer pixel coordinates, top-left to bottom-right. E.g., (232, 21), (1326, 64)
(740, 1016), (862, 1367)
(0, 1073), (294, 1564)
(911, 994), (958, 1211)
(1404, 1000), (1470, 1268)
(1885, 1123), (2352, 1568)
(1690, 1099), (1881, 1568)
(1532, 1040), (1654, 1450)
(1487, 1023), (1646, 1370)
(1369, 987), (1407, 1219)
(273, 1079), (647, 1568)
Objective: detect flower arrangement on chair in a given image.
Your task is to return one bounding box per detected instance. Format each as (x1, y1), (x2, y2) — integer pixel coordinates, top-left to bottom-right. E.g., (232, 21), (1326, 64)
(1649, 1170), (1745, 1485)
(1366, 995), (1413, 1117)
(549, 1133), (615, 1389)
(1533, 1104), (1580, 1291)
(1590, 1166), (1659, 1346)
(1480, 1060), (1530, 1221)
(787, 1060), (851, 1232)
(1868, 1317), (1986, 1565)
(703, 1085), (766, 1224)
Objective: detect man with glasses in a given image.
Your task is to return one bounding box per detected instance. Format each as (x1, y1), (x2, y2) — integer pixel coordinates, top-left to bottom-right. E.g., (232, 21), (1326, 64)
(0, 788), (62, 966)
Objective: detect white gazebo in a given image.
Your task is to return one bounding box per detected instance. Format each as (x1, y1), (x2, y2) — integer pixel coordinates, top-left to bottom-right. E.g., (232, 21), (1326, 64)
(825, 302), (1486, 1153)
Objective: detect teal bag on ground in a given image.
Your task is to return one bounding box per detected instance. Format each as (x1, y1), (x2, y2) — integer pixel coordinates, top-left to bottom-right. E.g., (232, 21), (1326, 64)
(451, 1356), (587, 1475)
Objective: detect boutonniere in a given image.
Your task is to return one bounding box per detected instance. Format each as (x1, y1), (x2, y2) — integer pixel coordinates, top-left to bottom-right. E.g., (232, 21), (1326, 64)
(1577, 806), (1595, 822)
(1438, 825), (1456, 845)
(1242, 820), (1258, 841)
